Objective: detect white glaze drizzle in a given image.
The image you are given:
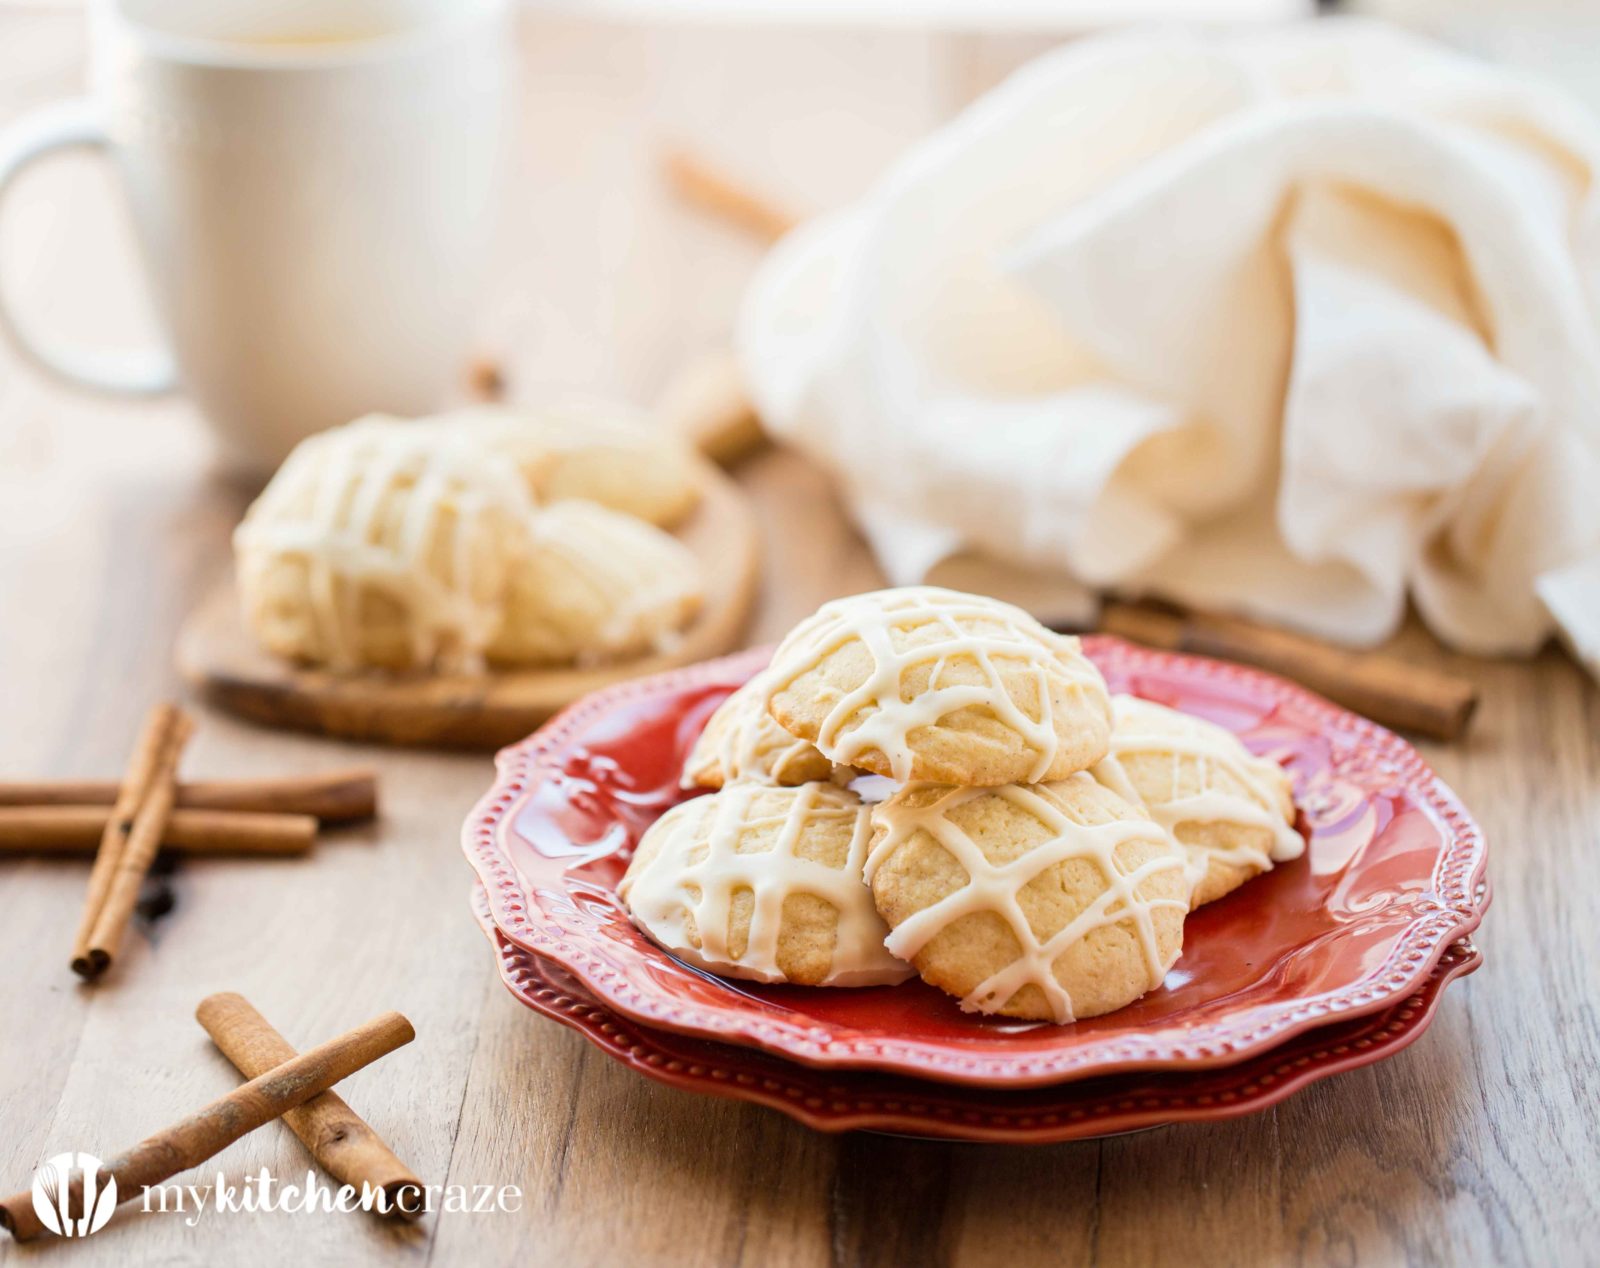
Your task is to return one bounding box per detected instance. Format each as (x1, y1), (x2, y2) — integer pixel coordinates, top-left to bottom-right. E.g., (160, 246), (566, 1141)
(234, 417), (535, 672)
(620, 782), (912, 987)
(864, 775), (1187, 1023)
(682, 671), (828, 790)
(517, 500), (702, 662)
(765, 586), (1107, 782)
(1091, 695), (1303, 895)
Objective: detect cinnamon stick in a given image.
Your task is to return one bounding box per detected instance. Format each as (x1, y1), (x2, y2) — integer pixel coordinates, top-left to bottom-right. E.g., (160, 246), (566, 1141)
(69, 705), (185, 977)
(0, 1009), (415, 1242)
(657, 148), (793, 466)
(1099, 601), (1478, 741)
(662, 146), (797, 245)
(75, 710), (195, 978)
(197, 993), (423, 1219)
(0, 768), (377, 824)
(0, 806), (316, 856)
(657, 347), (767, 468)
(466, 354), (507, 402)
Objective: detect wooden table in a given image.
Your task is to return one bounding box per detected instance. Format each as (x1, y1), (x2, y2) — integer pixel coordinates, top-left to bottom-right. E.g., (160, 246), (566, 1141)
(1, 9), (1596, 1265)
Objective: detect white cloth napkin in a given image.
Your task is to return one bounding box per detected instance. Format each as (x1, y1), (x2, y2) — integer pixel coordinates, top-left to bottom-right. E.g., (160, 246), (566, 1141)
(738, 20), (1600, 676)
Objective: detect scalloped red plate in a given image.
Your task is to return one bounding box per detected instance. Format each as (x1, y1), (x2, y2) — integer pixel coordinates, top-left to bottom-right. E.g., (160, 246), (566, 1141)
(464, 639), (1489, 1088)
(474, 884), (1481, 1142)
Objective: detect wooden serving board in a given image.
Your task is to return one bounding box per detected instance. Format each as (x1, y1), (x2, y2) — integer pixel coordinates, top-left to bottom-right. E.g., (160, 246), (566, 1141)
(177, 462), (760, 749)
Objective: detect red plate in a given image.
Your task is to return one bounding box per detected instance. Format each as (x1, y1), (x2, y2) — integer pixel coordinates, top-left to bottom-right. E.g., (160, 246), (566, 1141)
(473, 883), (1481, 1142)
(464, 639), (1489, 1088)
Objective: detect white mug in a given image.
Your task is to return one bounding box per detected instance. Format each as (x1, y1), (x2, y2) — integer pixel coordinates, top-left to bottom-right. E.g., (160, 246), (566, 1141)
(0, 0), (514, 476)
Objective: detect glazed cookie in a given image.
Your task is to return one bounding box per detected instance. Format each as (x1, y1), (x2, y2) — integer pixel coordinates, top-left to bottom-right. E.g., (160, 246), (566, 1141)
(682, 672), (835, 790)
(620, 782), (912, 986)
(866, 774), (1188, 1022)
(487, 500), (703, 666)
(430, 401), (701, 527)
(234, 416), (534, 672)
(765, 587), (1112, 785)
(1092, 695), (1302, 907)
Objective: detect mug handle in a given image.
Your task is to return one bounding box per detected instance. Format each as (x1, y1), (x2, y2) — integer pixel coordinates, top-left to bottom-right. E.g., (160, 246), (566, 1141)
(0, 99), (178, 396)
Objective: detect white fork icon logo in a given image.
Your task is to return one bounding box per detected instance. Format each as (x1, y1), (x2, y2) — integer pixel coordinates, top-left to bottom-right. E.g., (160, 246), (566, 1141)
(30, 1153), (117, 1238)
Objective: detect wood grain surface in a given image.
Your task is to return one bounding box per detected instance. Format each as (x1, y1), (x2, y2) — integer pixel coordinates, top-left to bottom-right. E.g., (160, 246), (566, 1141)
(0, 9), (1596, 1267)
(177, 460), (759, 748)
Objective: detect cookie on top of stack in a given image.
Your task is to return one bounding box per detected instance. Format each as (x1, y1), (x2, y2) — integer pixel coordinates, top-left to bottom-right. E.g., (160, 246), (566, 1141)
(627, 585), (1303, 1024)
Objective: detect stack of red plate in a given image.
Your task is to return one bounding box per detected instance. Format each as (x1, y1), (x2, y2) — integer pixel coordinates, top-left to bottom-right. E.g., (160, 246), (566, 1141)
(462, 640), (1489, 1143)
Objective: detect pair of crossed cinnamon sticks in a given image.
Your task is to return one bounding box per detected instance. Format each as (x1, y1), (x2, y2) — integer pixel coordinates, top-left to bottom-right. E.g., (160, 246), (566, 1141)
(0, 702), (378, 979)
(0, 994), (422, 1242)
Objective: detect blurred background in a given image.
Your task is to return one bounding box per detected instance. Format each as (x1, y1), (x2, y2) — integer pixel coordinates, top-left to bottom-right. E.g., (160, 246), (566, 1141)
(2, 0), (1598, 678)
(7, 0), (1598, 447)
